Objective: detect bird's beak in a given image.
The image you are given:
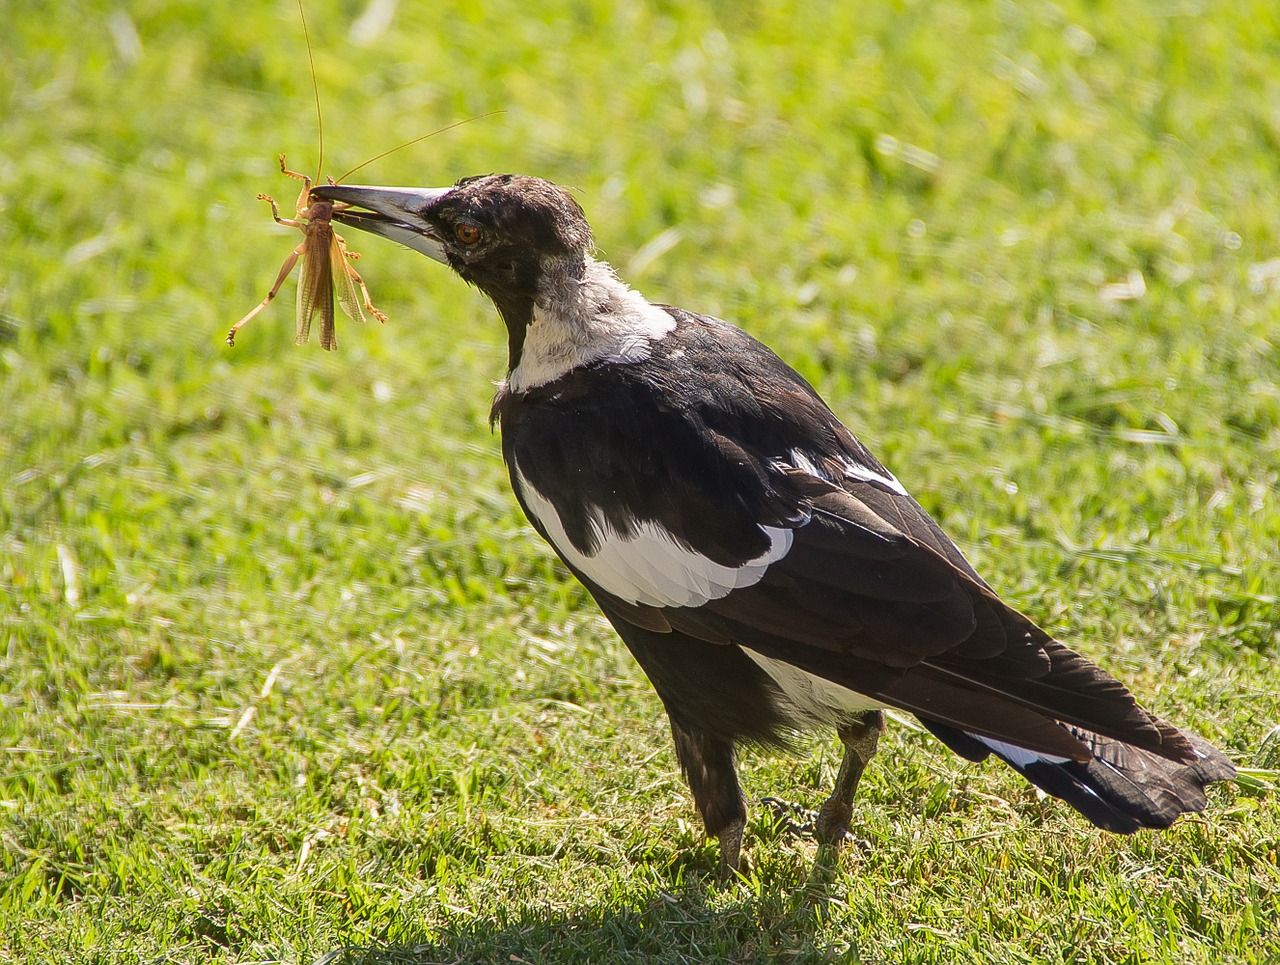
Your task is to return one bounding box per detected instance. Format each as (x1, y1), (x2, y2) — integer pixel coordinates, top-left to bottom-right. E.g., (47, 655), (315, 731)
(311, 184), (453, 264)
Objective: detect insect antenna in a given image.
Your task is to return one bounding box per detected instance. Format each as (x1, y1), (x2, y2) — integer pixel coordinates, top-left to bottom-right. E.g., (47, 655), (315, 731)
(334, 111), (505, 185)
(298, 0), (325, 182)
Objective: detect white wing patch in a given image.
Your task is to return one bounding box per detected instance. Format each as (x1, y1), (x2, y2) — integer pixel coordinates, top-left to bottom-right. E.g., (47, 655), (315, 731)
(788, 448), (825, 478)
(788, 448), (908, 496)
(741, 650), (884, 725)
(841, 456), (908, 495)
(515, 470), (792, 607)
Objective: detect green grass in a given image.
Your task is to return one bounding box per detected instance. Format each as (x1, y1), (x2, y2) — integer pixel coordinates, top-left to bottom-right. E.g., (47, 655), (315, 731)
(3, 0), (1279, 961)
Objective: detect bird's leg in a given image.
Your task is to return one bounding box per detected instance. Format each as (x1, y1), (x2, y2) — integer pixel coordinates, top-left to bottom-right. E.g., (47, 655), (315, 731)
(814, 710), (884, 846)
(717, 818), (745, 878)
(760, 711), (885, 846)
(669, 721), (747, 879)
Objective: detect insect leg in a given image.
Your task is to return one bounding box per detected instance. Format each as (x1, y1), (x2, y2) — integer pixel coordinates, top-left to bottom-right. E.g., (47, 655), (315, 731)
(277, 155), (314, 217)
(259, 194), (304, 230)
(331, 205), (364, 259)
(334, 233), (388, 323)
(226, 243), (306, 346)
(277, 154), (313, 187)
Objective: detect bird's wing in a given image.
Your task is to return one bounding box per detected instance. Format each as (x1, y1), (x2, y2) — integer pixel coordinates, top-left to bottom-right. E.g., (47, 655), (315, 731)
(687, 468), (1196, 760)
(498, 309), (1196, 763)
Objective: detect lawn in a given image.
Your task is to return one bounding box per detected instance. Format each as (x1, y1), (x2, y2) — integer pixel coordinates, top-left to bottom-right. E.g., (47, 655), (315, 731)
(2, 0), (1278, 962)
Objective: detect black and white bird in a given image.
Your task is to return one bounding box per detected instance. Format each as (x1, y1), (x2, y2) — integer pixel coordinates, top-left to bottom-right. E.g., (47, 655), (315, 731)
(313, 175), (1234, 874)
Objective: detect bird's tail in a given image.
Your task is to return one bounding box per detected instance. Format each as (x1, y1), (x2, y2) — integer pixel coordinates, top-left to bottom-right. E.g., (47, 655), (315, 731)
(923, 720), (1235, 833)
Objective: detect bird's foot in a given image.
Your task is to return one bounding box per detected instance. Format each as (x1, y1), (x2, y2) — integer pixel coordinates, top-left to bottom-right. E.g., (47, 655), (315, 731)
(761, 797), (874, 854)
(761, 797), (853, 844)
(717, 820), (745, 882)
(814, 798), (856, 848)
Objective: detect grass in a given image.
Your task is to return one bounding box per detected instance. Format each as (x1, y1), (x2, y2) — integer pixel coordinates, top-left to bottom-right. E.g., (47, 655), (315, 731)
(2, 0), (1278, 961)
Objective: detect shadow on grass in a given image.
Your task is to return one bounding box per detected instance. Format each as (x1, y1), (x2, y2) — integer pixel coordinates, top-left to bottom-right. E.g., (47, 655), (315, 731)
(312, 851), (856, 965)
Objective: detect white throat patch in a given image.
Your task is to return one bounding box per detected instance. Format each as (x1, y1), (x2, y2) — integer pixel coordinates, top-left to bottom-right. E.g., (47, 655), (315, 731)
(506, 258), (676, 394)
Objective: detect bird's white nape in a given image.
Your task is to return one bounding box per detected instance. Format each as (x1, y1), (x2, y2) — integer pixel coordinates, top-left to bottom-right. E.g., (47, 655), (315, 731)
(506, 258), (676, 393)
(515, 468), (793, 608)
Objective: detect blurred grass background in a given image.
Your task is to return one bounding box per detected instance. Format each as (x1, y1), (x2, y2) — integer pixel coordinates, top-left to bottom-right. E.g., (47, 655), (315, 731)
(2, 0), (1278, 962)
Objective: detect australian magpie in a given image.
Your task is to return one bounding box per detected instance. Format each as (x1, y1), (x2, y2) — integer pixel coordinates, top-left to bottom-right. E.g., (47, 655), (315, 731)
(312, 175), (1235, 875)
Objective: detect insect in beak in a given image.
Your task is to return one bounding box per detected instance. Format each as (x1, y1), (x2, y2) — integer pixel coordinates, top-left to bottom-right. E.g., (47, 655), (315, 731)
(224, 0), (496, 352)
(226, 156), (387, 351)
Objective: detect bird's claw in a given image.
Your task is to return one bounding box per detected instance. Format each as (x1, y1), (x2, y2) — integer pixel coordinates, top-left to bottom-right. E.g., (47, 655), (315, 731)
(761, 797), (843, 840)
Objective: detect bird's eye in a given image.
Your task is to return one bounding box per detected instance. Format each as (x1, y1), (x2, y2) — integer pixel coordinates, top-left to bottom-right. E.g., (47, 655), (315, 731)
(456, 223), (481, 245)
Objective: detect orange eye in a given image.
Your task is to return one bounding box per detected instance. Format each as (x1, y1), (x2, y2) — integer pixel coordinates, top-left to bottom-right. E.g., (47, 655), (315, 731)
(456, 223), (481, 245)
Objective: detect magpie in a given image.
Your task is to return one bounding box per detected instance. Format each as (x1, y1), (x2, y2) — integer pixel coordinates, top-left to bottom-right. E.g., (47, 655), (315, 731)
(312, 175), (1235, 875)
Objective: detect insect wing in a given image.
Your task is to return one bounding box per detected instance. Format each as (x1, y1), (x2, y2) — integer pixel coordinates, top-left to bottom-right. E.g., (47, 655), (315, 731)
(295, 228), (335, 348)
(295, 246), (317, 345)
(330, 234), (368, 328)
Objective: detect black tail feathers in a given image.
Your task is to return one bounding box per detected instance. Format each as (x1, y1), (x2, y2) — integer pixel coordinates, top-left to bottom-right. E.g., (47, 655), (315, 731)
(923, 719), (1235, 833)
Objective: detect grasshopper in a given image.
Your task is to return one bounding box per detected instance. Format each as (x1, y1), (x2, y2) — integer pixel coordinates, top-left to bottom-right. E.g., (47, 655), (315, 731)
(226, 0), (385, 351)
(226, 156), (386, 351)
(225, 0), (496, 352)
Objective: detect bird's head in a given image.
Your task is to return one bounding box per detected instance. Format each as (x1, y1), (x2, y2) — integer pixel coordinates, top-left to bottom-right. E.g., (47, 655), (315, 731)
(313, 175), (593, 358)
